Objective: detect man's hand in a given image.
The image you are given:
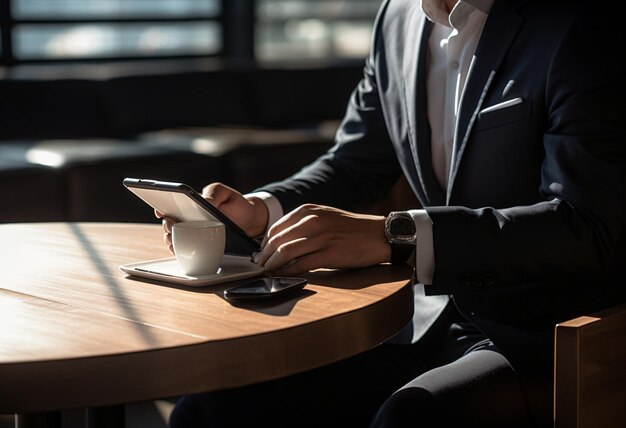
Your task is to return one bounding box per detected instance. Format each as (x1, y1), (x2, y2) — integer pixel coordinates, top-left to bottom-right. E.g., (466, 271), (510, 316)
(155, 182), (269, 254)
(201, 183), (269, 237)
(253, 204), (391, 276)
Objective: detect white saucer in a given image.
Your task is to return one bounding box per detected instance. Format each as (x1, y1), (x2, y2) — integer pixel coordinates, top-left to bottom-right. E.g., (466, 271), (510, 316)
(120, 255), (264, 286)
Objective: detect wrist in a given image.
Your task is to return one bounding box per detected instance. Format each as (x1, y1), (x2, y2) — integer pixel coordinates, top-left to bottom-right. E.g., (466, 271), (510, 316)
(373, 216), (392, 265)
(245, 196), (269, 238)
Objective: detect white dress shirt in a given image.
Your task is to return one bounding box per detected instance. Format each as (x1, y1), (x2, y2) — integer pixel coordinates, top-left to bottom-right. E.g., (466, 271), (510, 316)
(247, 0), (493, 285)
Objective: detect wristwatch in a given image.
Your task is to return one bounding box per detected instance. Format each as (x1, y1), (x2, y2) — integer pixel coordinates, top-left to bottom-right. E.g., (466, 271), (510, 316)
(384, 211), (417, 265)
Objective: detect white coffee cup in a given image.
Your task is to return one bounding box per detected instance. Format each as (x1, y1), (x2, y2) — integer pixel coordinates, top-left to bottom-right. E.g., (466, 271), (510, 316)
(172, 220), (226, 276)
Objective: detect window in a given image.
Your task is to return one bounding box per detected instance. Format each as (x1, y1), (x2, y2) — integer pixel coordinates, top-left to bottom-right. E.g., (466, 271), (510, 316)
(2, 0), (222, 63)
(0, 0), (382, 65)
(256, 0), (382, 61)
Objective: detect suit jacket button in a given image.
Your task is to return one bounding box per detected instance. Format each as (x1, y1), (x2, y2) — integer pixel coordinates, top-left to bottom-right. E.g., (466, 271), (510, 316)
(471, 277), (484, 287)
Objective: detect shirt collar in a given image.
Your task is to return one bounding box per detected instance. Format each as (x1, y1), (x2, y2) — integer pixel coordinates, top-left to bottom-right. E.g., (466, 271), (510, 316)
(421, 0), (494, 28)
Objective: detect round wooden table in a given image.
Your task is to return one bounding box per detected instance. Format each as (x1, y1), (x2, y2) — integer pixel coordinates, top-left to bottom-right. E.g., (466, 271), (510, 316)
(0, 222), (414, 416)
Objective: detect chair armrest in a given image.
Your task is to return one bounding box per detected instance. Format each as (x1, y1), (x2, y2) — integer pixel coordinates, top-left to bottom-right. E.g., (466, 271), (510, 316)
(554, 303), (626, 427)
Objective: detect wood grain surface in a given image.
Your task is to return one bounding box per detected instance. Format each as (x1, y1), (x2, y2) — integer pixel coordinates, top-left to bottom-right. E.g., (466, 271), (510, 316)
(0, 223), (414, 413)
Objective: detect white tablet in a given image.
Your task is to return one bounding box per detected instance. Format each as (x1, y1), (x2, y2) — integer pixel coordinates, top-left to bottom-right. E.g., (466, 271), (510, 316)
(123, 178), (261, 256)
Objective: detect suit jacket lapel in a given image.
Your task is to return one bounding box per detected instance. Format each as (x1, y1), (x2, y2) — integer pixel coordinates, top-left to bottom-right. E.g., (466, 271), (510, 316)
(447, 0), (524, 204)
(403, 13), (446, 207)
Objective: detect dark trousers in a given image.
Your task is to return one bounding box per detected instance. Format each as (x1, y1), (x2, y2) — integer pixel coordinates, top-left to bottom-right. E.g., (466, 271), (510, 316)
(168, 304), (551, 427)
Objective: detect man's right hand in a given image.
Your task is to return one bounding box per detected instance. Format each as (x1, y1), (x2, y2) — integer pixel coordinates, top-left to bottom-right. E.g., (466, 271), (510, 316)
(155, 182), (269, 254)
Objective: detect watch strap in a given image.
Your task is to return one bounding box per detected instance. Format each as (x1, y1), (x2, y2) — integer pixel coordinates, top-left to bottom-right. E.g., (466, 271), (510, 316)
(390, 242), (415, 265)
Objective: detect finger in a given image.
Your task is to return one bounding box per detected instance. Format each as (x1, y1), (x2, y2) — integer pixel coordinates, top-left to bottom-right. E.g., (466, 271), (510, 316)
(202, 183), (232, 207)
(164, 232), (174, 254)
(262, 205), (315, 248)
(155, 209), (164, 219)
(162, 217), (176, 233)
(256, 215), (316, 266)
(258, 219), (287, 254)
(260, 233), (269, 249)
(262, 233), (326, 272)
(261, 236), (310, 271)
(260, 217), (287, 249)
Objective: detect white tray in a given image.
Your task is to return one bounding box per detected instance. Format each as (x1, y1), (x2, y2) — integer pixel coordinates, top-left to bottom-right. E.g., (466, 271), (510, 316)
(120, 255), (264, 286)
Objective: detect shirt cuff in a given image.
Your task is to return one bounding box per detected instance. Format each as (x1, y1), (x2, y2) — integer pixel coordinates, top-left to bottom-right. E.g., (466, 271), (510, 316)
(408, 209), (435, 285)
(244, 191), (284, 231)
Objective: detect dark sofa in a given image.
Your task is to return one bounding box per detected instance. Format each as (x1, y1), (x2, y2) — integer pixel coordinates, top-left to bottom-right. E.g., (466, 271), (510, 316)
(0, 59), (364, 224)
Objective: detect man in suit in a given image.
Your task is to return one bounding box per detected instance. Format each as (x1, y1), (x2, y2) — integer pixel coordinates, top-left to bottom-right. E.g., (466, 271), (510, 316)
(163, 0), (625, 426)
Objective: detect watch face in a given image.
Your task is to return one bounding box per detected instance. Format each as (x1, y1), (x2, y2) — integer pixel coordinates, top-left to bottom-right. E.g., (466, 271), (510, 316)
(390, 219), (414, 237)
(388, 214), (416, 243)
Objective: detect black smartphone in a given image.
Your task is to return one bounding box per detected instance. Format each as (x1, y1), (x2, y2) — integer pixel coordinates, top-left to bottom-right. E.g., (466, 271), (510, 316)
(123, 178), (261, 256)
(224, 277), (307, 300)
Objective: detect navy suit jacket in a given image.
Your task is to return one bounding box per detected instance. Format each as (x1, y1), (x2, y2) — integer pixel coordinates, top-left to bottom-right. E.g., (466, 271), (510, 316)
(259, 0), (626, 372)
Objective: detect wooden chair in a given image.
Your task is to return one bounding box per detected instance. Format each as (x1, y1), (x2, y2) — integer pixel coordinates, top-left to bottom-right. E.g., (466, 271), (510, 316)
(554, 303), (626, 427)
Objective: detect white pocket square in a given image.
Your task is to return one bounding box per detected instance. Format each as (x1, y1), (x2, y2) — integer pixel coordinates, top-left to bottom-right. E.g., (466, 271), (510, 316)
(479, 97), (523, 116)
